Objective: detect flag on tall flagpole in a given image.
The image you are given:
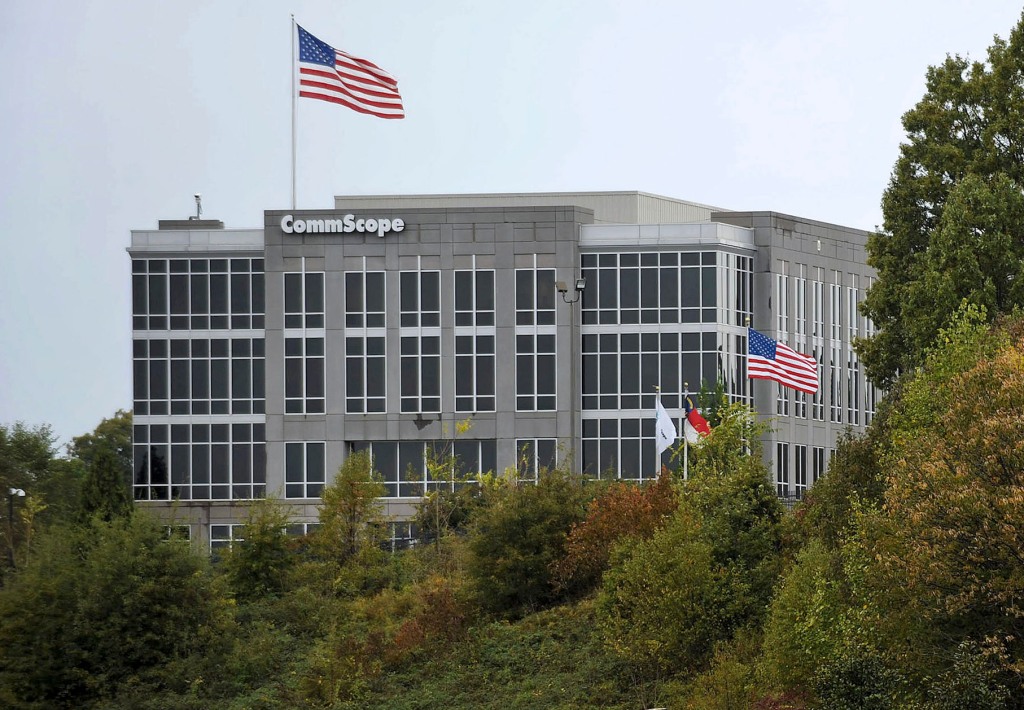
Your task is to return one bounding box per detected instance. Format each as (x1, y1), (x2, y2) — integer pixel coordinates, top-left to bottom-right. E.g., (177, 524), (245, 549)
(655, 397), (678, 455)
(747, 327), (819, 394)
(296, 25), (405, 119)
(683, 395), (711, 444)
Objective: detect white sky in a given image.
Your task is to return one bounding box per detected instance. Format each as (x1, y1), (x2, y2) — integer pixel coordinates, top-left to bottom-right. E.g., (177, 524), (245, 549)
(1, 0), (1021, 448)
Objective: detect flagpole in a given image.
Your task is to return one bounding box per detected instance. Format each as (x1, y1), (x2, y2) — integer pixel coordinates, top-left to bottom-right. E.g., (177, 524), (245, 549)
(654, 385), (661, 480)
(683, 381), (689, 481)
(291, 14), (297, 210)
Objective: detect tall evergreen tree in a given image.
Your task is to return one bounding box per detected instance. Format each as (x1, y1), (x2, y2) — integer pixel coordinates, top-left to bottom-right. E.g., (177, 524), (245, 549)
(858, 12), (1024, 388)
(79, 445), (133, 522)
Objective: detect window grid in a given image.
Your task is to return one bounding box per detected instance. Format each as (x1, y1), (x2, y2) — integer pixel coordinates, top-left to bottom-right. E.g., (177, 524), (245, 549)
(284, 270), (325, 329)
(515, 267), (556, 326)
(133, 422), (266, 502)
(811, 269), (826, 421)
(400, 335), (441, 413)
(581, 251), (724, 326)
(514, 265), (557, 412)
(582, 417), (669, 483)
(351, 440), (497, 498)
(830, 343), (843, 424)
(812, 446), (826, 484)
(776, 442), (790, 497)
(132, 258), (264, 331)
(846, 279), (861, 425)
(776, 264), (789, 338)
(829, 273), (843, 424)
(515, 438), (559, 483)
(345, 271), (386, 329)
(133, 337), (265, 417)
(455, 334), (495, 412)
(345, 269), (387, 413)
(776, 383), (790, 416)
(285, 441), (326, 499)
(345, 336), (386, 413)
(728, 254), (754, 327)
(284, 336), (325, 414)
(795, 444), (807, 499)
(210, 523), (245, 553)
(811, 345), (825, 421)
(454, 269), (495, 327)
(582, 331), (722, 412)
(400, 270), (440, 328)
(793, 265), (808, 419)
(516, 333), (556, 411)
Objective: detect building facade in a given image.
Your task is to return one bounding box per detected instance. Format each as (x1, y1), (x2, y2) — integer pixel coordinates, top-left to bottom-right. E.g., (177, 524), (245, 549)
(128, 191), (877, 548)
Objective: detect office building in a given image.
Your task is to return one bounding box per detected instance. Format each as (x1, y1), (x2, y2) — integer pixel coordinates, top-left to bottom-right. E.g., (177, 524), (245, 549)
(128, 191), (877, 548)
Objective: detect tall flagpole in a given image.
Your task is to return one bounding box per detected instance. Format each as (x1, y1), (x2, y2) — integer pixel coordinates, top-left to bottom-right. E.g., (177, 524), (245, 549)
(291, 15), (297, 210)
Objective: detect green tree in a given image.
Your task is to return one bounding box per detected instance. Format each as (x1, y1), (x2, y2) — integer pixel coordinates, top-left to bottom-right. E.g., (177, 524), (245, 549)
(466, 471), (589, 618)
(78, 444), (133, 522)
(797, 427), (885, 551)
(758, 312), (1024, 703)
(67, 409), (132, 474)
(223, 497), (296, 602)
(863, 326), (1024, 691)
(597, 405), (783, 681)
(0, 423), (61, 576)
(312, 450), (387, 564)
(0, 423), (56, 493)
(70, 411), (133, 522)
(0, 514), (233, 708)
(858, 12), (1024, 387)
(413, 420), (484, 550)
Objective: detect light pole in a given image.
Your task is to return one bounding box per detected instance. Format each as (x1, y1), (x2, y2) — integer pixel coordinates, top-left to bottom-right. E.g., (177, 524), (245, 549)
(7, 487), (25, 568)
(556, 277), (586, 473)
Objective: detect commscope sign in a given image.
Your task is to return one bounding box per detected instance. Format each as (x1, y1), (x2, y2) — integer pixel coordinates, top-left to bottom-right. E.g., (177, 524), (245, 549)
(280, 214), (405, 238)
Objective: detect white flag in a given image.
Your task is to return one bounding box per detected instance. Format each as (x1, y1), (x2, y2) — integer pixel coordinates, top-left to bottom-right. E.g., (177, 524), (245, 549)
(655, 399), (677, 455)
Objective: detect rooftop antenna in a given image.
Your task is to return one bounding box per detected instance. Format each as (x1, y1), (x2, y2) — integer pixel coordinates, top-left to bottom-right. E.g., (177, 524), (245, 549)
(190, 193), (203, 220)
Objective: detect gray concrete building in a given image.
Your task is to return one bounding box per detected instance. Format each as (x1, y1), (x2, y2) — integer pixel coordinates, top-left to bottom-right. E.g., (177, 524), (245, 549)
(128, 191), (877, 548)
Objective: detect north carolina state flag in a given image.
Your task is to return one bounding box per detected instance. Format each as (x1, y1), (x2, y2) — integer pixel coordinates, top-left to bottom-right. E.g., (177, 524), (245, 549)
(683, 396), (711, 444)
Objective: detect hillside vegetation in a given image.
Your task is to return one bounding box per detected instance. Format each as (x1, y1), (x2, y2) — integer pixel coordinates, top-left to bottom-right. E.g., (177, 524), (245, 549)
(1, 311), (1024, 708)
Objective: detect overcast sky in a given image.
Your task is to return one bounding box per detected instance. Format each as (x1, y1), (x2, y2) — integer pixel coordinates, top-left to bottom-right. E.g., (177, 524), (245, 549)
(2, 0), (1021, 448)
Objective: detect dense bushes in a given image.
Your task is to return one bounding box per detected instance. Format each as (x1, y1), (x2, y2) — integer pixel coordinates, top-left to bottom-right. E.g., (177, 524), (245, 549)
(0, 516), (232, 709)
(465, 472), (590, 617)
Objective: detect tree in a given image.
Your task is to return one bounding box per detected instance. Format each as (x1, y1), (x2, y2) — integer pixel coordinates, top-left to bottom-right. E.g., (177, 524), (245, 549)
(222, 497), (296, 602)
(78, 444), (133, 522)
(67, 409), (132, 475)
(312, 450), (387, 564)
(797, 428), (885, 551)
(0, 423), (61, 576)
(413, 419), (484, 549)
(465, 471), (589, 617)
(0, 514), (233, 708)
(858, 12), (1024, 387)
(69, 410), (133, 522)
(551, 475), (677, 596)
(863, 326), (1024, 691)
(597, 405), (783, 681)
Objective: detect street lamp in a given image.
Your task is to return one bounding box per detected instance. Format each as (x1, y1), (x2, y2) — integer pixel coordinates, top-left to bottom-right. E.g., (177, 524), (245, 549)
(556, 277), (587, 304)
(7, 488), (25, 567)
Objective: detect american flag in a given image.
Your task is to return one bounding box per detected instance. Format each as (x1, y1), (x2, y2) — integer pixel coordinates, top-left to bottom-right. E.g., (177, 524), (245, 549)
(297, 25), (405, 119)
(747, 327), (819, 394)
